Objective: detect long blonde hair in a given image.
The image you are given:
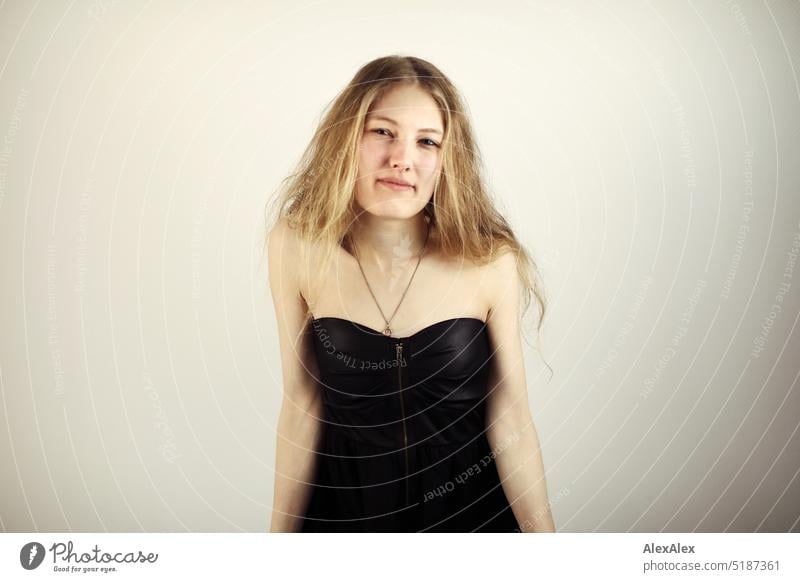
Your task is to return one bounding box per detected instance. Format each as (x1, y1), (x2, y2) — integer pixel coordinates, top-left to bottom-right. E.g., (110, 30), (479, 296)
(265, 55), (548, 361)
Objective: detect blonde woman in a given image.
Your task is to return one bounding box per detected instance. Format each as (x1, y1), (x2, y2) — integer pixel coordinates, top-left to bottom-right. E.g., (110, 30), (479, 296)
(266, 55), (555, 533)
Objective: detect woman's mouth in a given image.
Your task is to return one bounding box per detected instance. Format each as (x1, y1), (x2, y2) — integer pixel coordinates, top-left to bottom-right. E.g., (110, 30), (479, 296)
(377, 179), (414, 191)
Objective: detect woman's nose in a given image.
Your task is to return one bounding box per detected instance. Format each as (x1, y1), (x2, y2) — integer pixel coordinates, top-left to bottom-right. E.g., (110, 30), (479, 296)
(388, 137), (412, 170)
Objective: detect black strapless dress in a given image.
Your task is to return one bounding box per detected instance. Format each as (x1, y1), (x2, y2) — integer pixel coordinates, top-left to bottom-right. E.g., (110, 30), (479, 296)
(299, 316), (520, 532)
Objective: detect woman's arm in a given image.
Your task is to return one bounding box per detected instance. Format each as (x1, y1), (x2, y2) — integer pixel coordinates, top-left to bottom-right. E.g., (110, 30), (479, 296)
(483, 250), (556, 532)
(267, 218), (324, 532)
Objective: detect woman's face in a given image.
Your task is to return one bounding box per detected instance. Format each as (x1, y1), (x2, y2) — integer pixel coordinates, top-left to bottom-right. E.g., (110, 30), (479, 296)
(354, 84), (444, 219)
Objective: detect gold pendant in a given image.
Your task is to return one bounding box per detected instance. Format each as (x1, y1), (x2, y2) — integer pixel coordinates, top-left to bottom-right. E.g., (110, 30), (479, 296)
(383, 327), (392, 336)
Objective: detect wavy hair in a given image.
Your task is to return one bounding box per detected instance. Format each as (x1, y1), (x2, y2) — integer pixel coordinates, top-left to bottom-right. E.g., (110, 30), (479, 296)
(265, 55), (549, 363)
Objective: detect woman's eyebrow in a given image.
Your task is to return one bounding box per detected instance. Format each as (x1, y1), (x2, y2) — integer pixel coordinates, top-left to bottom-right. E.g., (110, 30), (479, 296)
(367, 114), (443, 135)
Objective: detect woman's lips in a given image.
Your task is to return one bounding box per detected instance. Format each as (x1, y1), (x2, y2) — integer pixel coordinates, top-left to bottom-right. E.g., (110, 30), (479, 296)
(377, 179), (414, 191)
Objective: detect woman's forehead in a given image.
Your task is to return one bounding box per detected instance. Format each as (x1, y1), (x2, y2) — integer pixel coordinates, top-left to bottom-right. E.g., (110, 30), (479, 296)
(367, 86), (444, 128)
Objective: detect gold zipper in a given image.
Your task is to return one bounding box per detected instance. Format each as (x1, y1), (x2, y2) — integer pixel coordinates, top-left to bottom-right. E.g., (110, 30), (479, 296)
(396, 342), (409, 506)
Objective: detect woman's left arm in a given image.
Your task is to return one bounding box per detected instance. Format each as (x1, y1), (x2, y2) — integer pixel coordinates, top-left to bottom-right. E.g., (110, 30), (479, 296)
(483, 250), (556, 533)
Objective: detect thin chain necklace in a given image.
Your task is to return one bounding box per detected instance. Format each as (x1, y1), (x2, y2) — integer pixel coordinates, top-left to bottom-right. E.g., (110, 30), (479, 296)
(349, 220), (432, 337)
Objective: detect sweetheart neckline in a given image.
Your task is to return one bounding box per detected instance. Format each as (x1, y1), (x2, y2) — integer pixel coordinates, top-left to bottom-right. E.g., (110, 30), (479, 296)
(311, 316), (486, 340)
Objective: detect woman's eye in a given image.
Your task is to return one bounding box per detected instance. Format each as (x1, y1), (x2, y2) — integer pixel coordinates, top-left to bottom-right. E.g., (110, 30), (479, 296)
(369, 129), (439, 148)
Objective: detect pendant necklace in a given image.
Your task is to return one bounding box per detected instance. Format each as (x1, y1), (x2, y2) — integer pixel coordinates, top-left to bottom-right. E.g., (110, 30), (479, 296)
(349, 220), (431, 337)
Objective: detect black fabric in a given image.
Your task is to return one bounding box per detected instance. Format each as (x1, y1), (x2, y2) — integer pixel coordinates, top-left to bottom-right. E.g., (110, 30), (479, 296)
(299, 316), (520, 532)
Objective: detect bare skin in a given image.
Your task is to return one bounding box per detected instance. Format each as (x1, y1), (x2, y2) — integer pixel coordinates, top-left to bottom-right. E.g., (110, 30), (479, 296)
(268, 84), (555, 532)
(308, 227), (490, 333)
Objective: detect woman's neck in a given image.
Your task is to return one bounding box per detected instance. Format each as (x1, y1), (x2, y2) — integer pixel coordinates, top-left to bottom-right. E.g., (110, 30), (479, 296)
(345, 213), (432, 275)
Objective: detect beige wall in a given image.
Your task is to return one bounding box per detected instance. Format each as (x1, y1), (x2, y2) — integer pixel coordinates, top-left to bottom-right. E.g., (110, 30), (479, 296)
(0, 0), (798, 532)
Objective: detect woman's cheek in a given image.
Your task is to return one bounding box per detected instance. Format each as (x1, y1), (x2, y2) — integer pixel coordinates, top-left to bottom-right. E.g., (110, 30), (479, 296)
(357, 145), (380, 175)
(418, 155), (439, 173)
(365, 142), (386, 165)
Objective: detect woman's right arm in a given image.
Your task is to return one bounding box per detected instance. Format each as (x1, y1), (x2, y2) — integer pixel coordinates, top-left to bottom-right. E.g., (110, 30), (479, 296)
(267, 217), (324, 532)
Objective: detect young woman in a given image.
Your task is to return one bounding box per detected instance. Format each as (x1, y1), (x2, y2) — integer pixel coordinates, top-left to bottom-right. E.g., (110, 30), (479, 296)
(266, 55), (555, 532)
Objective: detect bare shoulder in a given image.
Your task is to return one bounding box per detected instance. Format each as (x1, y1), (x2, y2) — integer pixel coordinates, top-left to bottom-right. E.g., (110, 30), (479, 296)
(268, 217), (304, 289)
(484, 244), (519, 276)
(268, 216), (300, 253)
(479, 244), (520, 289)
(267, 216), (322, 303)
(478, 244), (522, 318)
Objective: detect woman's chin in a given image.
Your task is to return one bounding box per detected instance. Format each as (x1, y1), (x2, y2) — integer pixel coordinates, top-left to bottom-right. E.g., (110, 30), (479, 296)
(357, 197), (427, 220)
